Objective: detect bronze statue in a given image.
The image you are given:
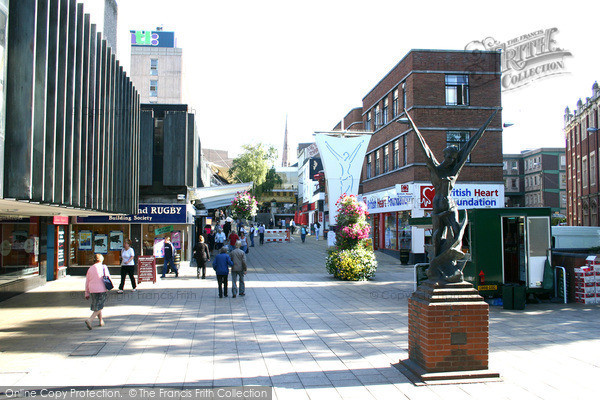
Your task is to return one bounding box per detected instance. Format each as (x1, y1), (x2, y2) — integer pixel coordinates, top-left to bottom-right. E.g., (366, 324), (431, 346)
(402, 109), (499, 283)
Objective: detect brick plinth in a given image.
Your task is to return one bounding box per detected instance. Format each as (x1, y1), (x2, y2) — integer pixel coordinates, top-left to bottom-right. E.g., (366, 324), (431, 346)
(407, 281), (490, 373)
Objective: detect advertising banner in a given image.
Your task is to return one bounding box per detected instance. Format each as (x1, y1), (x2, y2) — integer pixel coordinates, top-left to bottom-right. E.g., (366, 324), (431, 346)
(153, 237), (165, 258)
(78, 231), (92, 250)
(171, 231), (182, 250)
(315, 134), (371, 225)
(109, 231), (123, 251)
(137, 256), (157, 284)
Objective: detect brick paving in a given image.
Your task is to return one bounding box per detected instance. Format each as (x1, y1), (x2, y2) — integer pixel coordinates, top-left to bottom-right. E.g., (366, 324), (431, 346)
(0, 232), (599, 399)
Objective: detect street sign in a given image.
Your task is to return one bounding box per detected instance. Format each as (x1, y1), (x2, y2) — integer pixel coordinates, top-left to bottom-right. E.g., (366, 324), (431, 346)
(154, 225), (174, 235)
(137, 256), (157, 284)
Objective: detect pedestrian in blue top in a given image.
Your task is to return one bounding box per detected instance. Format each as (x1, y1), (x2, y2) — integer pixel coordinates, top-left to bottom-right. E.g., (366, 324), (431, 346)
(212, 247), (233, 298)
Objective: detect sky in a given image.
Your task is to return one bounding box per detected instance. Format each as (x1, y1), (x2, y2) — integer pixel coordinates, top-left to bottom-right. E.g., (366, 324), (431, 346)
(89, 0), (600, 163)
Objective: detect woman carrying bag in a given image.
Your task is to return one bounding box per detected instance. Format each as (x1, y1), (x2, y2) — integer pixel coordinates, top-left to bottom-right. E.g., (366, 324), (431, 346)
(193, 235), (211, 279)
(84, 254), (113, 330)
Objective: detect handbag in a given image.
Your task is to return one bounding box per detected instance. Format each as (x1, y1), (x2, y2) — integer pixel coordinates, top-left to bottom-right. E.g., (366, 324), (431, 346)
(102, 265), (114, 291)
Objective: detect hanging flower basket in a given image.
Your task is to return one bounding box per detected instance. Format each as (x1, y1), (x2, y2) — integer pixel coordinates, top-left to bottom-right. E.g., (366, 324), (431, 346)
(230, 191), (258, 220)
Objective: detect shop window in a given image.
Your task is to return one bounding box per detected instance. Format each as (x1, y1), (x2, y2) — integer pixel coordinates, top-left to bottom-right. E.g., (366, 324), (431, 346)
(0, 220), (41, 280)
(72, 224), (131, 266)
(398, 211), (412, 251)
(384, 213), (397, 250)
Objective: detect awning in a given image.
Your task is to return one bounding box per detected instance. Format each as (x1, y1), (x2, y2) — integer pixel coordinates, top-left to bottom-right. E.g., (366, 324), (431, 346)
(189, 182), (253, 210)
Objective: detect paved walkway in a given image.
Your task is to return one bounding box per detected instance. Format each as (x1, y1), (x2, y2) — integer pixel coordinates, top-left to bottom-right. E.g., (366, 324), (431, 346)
(0, 234), (599, 399)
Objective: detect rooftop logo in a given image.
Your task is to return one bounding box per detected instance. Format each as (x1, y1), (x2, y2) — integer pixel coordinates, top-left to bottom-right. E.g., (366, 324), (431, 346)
(465, 28), (572, 92)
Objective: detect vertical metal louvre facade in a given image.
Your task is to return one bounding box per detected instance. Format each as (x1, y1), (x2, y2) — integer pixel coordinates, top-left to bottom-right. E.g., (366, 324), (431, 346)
(4, 0), (140, 214)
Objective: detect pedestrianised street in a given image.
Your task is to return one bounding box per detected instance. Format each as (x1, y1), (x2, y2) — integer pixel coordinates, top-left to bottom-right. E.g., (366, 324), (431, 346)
(0, 237), (599, 399)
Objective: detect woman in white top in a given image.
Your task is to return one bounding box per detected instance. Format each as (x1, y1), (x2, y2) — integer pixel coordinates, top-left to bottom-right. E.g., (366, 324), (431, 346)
(214, 229), (226, 252)
(118, 239), (136, 293)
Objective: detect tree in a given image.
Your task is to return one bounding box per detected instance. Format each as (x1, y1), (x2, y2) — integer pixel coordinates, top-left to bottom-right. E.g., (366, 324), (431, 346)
(256, 167), (283, 196)
(229, 144), (278, 187)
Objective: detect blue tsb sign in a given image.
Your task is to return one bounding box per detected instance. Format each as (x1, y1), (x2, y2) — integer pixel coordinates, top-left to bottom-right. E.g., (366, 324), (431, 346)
(130, 30), (175, 48)
(77, 204), (187, 224)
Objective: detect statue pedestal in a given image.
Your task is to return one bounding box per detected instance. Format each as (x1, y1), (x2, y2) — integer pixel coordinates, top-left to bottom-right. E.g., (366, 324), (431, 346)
(400, 280), (500, 384)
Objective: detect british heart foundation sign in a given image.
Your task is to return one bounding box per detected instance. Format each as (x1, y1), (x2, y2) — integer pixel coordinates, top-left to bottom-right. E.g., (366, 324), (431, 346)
(137, 256), (157, 284)
(420, 185), (435, 209)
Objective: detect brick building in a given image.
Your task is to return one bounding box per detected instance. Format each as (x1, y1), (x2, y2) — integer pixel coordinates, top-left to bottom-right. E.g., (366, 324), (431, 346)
(335, 50), (503, 261)
(564, 82), (600, 226)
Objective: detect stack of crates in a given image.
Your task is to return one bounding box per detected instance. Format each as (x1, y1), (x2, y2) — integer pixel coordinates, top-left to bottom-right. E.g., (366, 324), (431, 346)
(574, 256), (600, 304)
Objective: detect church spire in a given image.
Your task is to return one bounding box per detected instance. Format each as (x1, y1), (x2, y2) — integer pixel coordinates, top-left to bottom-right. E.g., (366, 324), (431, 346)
(282, 114), (290, 167)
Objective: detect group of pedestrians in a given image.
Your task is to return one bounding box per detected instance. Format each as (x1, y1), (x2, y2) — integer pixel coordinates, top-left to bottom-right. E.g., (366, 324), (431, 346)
(299, 222), (321, 243)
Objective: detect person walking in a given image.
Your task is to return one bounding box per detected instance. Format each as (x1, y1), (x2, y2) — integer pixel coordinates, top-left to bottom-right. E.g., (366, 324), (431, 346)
(214, 229), (226, 253)
(314, 222), (321, 241)
(193, 235), (211, 279)
(258, 224), (265, 245)
(239, 232), (248, 253)
(230, 241), (247, 298)
(118, 239), (136, 293)
(290, 220), (296, 235)
(84, 254), (111, 330)
(300, 225), (307, 243)
(249, 224), (255, 247)
(223, 220), (231, 237)
(212, 247), (233, 298)
(161, 237), (178, 278)
(228, 230), (239, 252)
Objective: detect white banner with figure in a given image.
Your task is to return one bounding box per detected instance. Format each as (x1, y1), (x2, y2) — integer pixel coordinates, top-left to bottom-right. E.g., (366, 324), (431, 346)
(315, 133), (371, 225)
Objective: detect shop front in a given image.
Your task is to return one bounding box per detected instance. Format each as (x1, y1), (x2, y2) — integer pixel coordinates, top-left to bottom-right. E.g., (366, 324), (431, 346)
(73, 204), (195, 273)
(362, 182), (504, 263)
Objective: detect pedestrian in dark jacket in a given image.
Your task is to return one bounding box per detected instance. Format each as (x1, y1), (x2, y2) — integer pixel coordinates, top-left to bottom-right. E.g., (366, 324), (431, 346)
(193, 236), (211, 279)
(161, 237), (177, 278)
(212, 247), (233, 298)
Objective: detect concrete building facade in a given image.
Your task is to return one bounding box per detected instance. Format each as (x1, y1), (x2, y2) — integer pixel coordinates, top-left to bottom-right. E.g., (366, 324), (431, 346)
(564, 82), (600, 226)
(130, 29), (182, 104)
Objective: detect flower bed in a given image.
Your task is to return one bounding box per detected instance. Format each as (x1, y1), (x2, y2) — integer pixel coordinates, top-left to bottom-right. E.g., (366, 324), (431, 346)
(326, 194), (377, 281)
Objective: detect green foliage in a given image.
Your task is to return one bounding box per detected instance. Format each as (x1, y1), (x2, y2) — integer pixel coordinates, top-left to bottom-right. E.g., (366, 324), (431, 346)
(229, 144), (278, 187)
(256, 167), (283, 196)
(326, 246), (378, 281)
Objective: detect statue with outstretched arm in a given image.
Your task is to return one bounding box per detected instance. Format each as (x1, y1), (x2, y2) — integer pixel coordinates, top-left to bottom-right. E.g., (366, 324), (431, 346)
(402, 108), (499, 282)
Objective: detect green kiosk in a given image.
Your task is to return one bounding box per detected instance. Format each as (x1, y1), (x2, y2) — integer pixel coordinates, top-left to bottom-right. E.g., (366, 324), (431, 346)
(411, 207), (553, 306)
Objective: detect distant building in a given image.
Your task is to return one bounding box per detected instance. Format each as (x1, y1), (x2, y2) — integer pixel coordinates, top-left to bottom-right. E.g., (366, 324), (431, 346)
(202, 148), (234, 170)
(130, 28), (182, 104)
(564, 82), (600, 226)
(503, 149), (566, 214)
(296, 143), (324, 226)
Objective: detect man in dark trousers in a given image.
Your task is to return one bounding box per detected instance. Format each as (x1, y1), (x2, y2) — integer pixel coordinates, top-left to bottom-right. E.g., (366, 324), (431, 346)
(161, 237), (178, 278)
(258, 224), (265, 245)
(212, 247), (233, 298)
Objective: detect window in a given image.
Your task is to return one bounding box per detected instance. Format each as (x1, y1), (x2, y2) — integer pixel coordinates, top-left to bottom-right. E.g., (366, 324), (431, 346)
(392, 89), (399, 118)
(511, 178), (518, 189)
(445, 74), (469, 106)
(534, 175), (538, 186)
(393, 140), (399, 169)
(375, 150), (380, 175)
(402, 135), (407, 166)
(402, 82), (407, 109)
(150, 58), (158, 76)
(382, 98), (389, 125)
(560, 155), (566, 168)
(591, 152), (597, 186)
(446, 131), (470, 161)
(366, 154), (372, 179)
(560, 172), (566, 189)
(366, 111), (372, 131)
(561, 193), (567, 208)
(511, 160), (518, 170)
(375, 105), (381, 128)
(383, 145), (389, 173)
(150, 79), (158, 97)
(503, 161), (508, 170)
(582, 156), (588, 188)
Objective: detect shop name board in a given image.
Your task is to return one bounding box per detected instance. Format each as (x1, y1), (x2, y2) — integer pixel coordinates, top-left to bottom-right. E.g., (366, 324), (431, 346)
(362, 189), (413, 213)
(77, 204), (187, 224)
(419, 184), (504, 209)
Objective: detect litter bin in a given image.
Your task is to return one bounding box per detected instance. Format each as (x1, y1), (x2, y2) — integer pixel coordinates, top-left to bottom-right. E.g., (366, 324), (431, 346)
(400, 250), (410, 265)
(502, 284), (526, 310)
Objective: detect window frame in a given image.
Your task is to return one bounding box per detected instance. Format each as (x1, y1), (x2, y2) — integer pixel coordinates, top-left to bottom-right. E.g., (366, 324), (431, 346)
(383, 145), (389, 173)
(150, 79), (158, 97)
(445, 74), (470, 106)
(150, 58), (158, 76)
(446, 130), (471, 162)
(393, 140), (399, 169)
(366, 154), (372, 179)
(382, 98), (389, 125)
(392, 89), (399, 118)
(375, 150), (380, 176)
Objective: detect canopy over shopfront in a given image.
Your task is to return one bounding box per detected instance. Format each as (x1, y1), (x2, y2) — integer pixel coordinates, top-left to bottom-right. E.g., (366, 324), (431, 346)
(189, 182), (253, 210)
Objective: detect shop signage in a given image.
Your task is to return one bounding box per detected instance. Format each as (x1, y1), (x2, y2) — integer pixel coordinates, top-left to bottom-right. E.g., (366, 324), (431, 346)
(130, 30), (175, 48)
(155, 225), (174, 235)
(137, 256), (157, 284)
(362, 188), (414, 213)
(53, 216), (69, 225)
(77, 204), (188, 224)
(315, 134), (371, 225)
(418, 184), (504, 210)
